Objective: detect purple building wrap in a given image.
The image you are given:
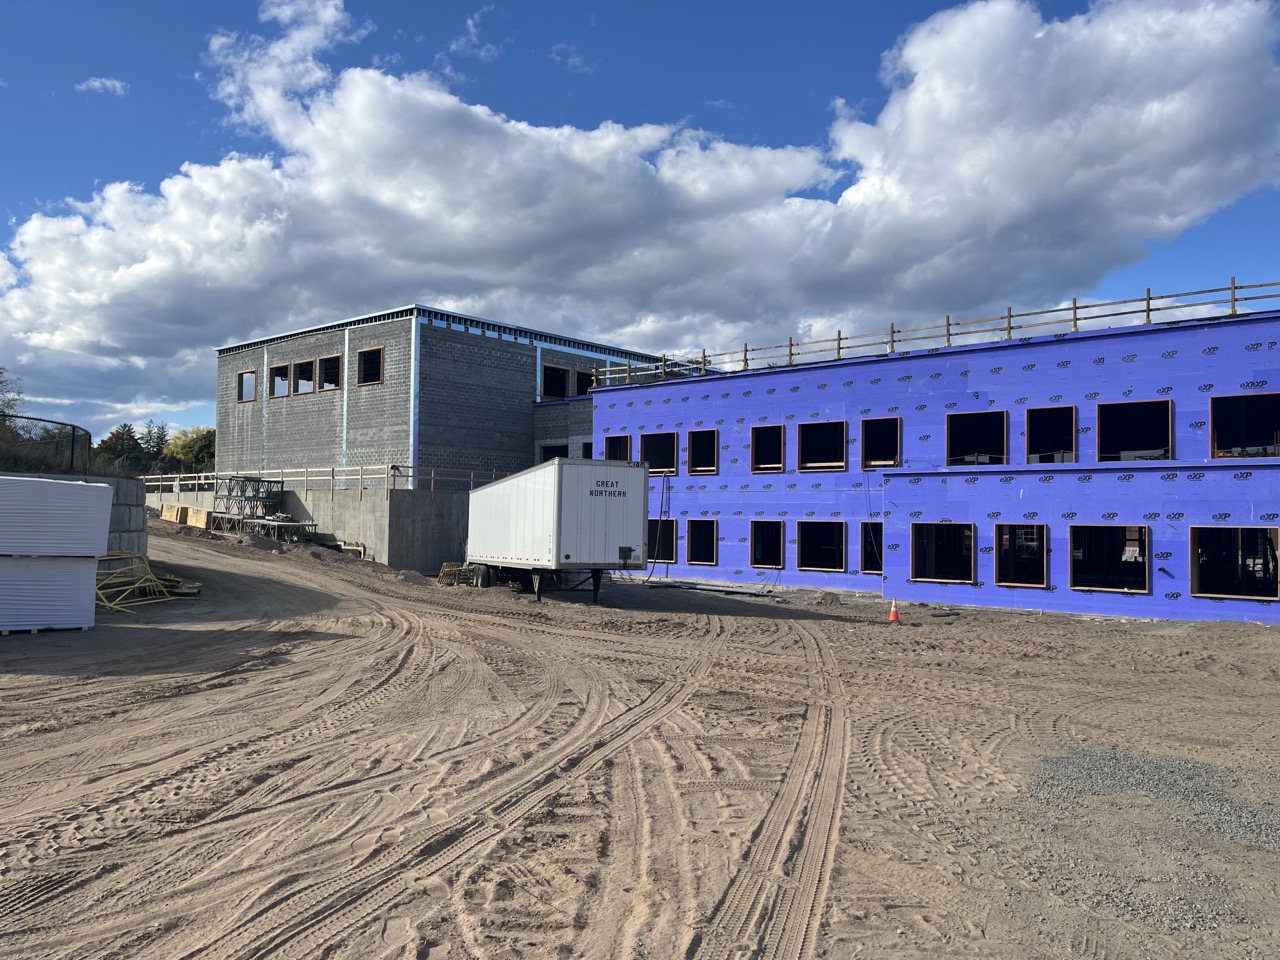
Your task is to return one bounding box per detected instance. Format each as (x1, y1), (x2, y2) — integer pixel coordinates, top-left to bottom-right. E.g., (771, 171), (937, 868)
(593, 308), (1280, 623)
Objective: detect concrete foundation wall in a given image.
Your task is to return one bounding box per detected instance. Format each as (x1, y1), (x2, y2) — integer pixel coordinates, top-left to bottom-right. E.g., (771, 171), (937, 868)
(147, 480), (471, 574)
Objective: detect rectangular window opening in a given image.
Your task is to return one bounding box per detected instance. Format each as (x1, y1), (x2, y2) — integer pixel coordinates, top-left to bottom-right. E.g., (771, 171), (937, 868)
(750, 519), (785, 568)
(861, 417), (901, 469)
(687, 429), (719, 474)
(797, 421), (847, 471)
(269, 364), (290, 398)
(640, 432), (678, 474)
(797, 521), (846, 571)
(1069, 524), (1149, 592)
(540, 444), (569, 463)
(946, 411), (1006, 466)
(1025, 406), (1075, 463)
(581, 441), (592, 459)
(750, 424), (785, 473)
(357, 348), (383, 386)
(911, 522), (975, 582)
(1210, 393), (1280, 458)
(1096, 399), (1171, 461)
(687, 519), (717, 565)
(995, 523), (1048, 587)
(860, 521), (884, 574)
(319, 355), (341, 391)
(237, 370), (257, 403)
(292, 359), (315, 395)
(648, 518), (676, 564)
(576, 371), (594, 396)
(1190, 526), (1280, 599)
(604, 435), (631, 461)
(542, 365), (569, 399)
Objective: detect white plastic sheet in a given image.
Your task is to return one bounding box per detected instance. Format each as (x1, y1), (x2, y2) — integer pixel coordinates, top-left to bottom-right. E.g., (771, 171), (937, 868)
(0, 556), (97, 631)
(0, 476), (112, 557)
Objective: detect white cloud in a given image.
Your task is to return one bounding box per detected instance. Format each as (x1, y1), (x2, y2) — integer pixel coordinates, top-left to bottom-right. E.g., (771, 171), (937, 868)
(74, 77), (129, 96)
(550, 42), (595, 75)
(1, 0), (1278, 433)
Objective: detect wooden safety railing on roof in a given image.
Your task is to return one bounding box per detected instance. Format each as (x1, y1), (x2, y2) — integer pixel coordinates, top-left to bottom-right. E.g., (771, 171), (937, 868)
(592, 276), (1280, 386)
(142, 465), (508, 502)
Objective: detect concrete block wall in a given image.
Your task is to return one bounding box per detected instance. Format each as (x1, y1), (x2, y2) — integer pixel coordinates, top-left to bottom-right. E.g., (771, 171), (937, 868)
(418, 324), (539, 475)
(216, 316), (414, 473)
(533, 397), (594, 459)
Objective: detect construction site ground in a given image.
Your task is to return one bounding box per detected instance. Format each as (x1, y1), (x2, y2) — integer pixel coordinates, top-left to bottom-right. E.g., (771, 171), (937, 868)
(1, 519), (1277, 959)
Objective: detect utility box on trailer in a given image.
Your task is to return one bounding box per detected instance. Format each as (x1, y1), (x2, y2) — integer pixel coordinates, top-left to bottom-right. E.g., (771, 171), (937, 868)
(466, 458), (648, 600)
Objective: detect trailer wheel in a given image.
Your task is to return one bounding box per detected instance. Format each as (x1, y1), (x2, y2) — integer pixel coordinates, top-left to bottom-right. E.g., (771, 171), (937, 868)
(473, 564), (491, 588)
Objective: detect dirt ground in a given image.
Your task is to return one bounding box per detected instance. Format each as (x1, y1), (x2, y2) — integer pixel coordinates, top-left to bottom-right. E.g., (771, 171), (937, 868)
(1, 521), (1277, 960)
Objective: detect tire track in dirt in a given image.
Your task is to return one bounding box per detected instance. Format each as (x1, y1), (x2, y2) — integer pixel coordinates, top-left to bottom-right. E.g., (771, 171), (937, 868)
(692, 619), (849, 960)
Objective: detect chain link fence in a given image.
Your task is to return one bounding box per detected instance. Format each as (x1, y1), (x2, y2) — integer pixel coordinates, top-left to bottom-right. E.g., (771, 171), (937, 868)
(0, 414), (92, 475)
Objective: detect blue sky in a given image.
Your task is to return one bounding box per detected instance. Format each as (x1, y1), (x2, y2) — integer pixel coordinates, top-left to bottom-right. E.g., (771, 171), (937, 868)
(1, 0), (1278, 438)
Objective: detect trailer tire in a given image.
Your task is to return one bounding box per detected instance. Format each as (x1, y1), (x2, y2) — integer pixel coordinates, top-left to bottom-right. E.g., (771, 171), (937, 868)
(474, 564), (492, 588)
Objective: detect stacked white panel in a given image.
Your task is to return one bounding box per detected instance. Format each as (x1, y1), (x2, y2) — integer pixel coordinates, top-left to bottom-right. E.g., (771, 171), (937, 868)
(0, 476), (112, 632)
(0, 477), (112, 556)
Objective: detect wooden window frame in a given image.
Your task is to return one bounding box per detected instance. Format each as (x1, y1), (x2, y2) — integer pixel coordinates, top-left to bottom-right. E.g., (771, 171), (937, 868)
(236, 370), (258, 403)
(356, 347), (384, 386)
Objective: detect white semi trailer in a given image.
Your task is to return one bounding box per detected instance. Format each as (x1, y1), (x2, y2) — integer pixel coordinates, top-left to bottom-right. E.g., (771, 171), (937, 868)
(465, 458), (649, 601)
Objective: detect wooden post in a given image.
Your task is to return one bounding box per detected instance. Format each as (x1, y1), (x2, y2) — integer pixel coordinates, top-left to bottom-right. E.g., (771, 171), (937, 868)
(330, 466), (335, 502)
(1005, 306), (1013, 339)
(358, 464), (363, 502)
(701, 348), (708, 373)
(661, 355), (667, 379)
(835, 330), (842, 361)
(1072, 298), (1078, 333)
(384, 466), (390, 501)
(742, 343), (749, 370)
(945, 315), (951, 347)
(888, 323), (896, 352)
(626, 359), (632, 384)
(1231, 275), (1237, 315)
(787, 336), (794, 365)
(303, 466), (309, 501)
(1144, 287), (1152, 323)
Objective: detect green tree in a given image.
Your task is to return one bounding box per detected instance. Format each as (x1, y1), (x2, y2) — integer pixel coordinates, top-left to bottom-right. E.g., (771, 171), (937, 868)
(140, 419), (170, 462)
(0, 365), (21, 417)
(163, 426), (216, 472)
(94, 422), (146, 473)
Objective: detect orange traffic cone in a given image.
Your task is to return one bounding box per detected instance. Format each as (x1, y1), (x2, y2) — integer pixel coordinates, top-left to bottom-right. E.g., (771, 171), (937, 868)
(889, 598), (899, 624)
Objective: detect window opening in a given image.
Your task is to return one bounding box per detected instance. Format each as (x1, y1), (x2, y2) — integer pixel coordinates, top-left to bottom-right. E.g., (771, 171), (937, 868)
(640, 432), (678, 474)
(797, 421), (847, 471)
(688, 429), (718, 474)
(860, 522), (884, 574)
(357, 348), (383, 386)
(861, 417), (900, 468)
(1190, 526), (1280, 599)
(750, 520), (785, 568)
(687, 519), (717, 565)
(911, 522), (975, 582)
(541, 444), (569, 462)
(319, 355), (341, 391)
(648, 518), (676, 564)
(542, 365), (569, 399)
(292, 360), (315, 395)
(576, 371), (594, 395)
(1026, 406), (1075, 463)
(797, 521), (846, 571)
(269, 364), (290, 398)
(1096, 399), (1170, 461)
(995, 523), (1048, 587)
(1210, 393), (1280, 458)
(1069, 525), (1149, 592)
(604, 435), (631, 461)
(581, 442), (593, 459)
(751, 424), (785, 472)
(946, 411), (1006, 465)
(237, 371), (257, 403)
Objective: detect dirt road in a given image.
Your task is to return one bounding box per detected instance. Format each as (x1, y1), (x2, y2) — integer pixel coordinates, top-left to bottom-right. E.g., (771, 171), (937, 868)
(1, 525), (1277, 959)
